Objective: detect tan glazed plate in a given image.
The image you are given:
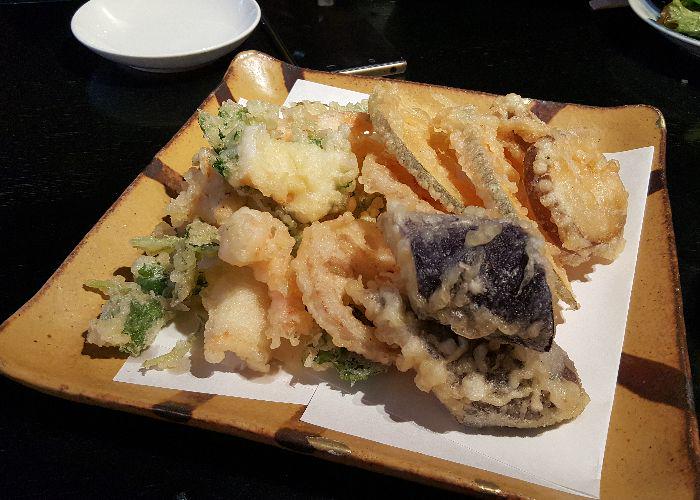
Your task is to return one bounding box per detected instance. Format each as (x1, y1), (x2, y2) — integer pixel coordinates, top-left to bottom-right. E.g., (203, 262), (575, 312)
(0, 51), (697, 499)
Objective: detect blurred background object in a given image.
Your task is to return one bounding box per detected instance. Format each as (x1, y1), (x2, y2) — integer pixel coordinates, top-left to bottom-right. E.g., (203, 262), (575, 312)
(590, 0), (630, 9)
(260, 0), (406, 75)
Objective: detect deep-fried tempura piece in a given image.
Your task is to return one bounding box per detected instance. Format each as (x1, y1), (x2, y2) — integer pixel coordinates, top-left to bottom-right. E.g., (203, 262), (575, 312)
(293, 213), (398, 364)
(85, 278), (167, 356)
(218, 207), (317, 348)
(380, 208), (556, 352)
(277, 101), (358, 152)
(524, 132), (628, 266)
(491, 93), (550, 145)
(199, 100), (360, 224)
(488, 94), (628, 266)
(351, 283), (589, 428)
(233, 125), (359, 223)
(201, 263), (272, 372)
(166, 148), (245, 228)
(432, 105), (578, 308)
(368, 84), (482, 212)
(433, 105), (526, 219)
(359, 154), (440, 213)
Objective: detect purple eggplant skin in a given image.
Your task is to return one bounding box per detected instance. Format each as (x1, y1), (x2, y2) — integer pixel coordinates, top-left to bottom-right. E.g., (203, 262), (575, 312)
(391, 212), (555, 352)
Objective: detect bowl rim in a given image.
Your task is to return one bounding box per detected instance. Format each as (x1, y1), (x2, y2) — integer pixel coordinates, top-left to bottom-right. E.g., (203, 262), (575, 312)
(628, 0), (700, 48)
(70, 0), (261, 61)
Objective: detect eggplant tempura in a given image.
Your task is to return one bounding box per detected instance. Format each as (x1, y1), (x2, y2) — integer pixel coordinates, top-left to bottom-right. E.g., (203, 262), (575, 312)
(85, 85), (629, 428)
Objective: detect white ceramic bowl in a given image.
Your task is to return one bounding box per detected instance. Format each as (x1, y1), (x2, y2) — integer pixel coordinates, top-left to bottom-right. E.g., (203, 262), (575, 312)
(71, 0), (261, 72)
(629, 0), (700, 57)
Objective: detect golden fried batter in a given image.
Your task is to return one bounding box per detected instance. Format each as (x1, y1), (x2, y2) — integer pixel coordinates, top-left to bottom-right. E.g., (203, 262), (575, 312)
(368, 84), (483, 212)
(166, 148), (245, 228)
(351, 283), (589, 428)
(432, 105), (579, 308)
(433, 105), (526, 219)
(359, 154), (441, 213)
(293, 213), (398, 364)
(201, 264), (272, 372)
(524, 132), (628, 266)
(218, 207), (317, 348)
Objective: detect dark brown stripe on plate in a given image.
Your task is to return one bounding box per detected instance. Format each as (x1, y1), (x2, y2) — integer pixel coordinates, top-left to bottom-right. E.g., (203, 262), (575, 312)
(648, 169), (666, 196)
(144, 158), (186, 198)
(214, 82), (234, 105)
(617, 353), (689, 411)
(152, 392), (215, 423)
(531, 100), (566, 123)
(281, 62), (304, 92)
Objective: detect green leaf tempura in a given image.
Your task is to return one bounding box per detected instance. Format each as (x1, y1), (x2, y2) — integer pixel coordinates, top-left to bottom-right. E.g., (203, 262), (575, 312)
(85, 278), (166, 356)
(134, 262), (169, 295)
(313, 345), (386, 385)
(122, 299), (165, 356)
(142, 337), (193, 371)
(86, 219), (219, 356)
(130, 235), (180, 254)
(212, 157), (230, 178)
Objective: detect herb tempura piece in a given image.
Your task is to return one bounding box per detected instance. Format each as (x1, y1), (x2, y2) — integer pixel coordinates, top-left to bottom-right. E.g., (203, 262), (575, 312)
(85, 219), (218, 356)
(132, 256), (170, 296)
(85, 278), (166, 356)
(198, 99), (278, 159)
(313, 344), (386, 385)
(130, 235), (180, 254)
(130, 219), (219, 307)
(184, 219), (219, 251)
(142, 337), (194, 371)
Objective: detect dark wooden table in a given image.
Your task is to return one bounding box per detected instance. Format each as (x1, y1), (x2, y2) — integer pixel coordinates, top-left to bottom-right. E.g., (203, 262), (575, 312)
(1, 1), (697, 497)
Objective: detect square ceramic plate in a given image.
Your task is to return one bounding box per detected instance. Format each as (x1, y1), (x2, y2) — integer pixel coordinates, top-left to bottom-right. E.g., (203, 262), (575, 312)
(0, 51), (697, 499)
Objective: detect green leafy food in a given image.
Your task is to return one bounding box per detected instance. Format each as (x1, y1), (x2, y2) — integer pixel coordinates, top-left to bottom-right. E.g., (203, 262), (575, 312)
(169, 245), (198, 306)
(132, 221), (218, 255)
(218, 103), (251, 125)
(86, 219), (220, 356)
(313, 346), (386, 385)
(142, 337), (193, 371)
(135, 263), (170, 295)
(209, 147), (240, 181)
(200, 100), (258, 155)
(130, 220), (218, 306)
(85, 279), (128, 295)
(198, 113), (225, 151)
(121, 298), (165, 356)
(660, 0), (700, 38)
(308, 133), (324, 148)
(130, 235), (180, 254)
(85, 278), (166, 356)
(212, 157), (230, 178)
(200, 100), (282, 185)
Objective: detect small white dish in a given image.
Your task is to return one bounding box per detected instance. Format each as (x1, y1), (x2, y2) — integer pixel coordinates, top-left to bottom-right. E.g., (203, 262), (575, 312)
(629, 0), (700, 57)
(71, 0), (261, 72)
